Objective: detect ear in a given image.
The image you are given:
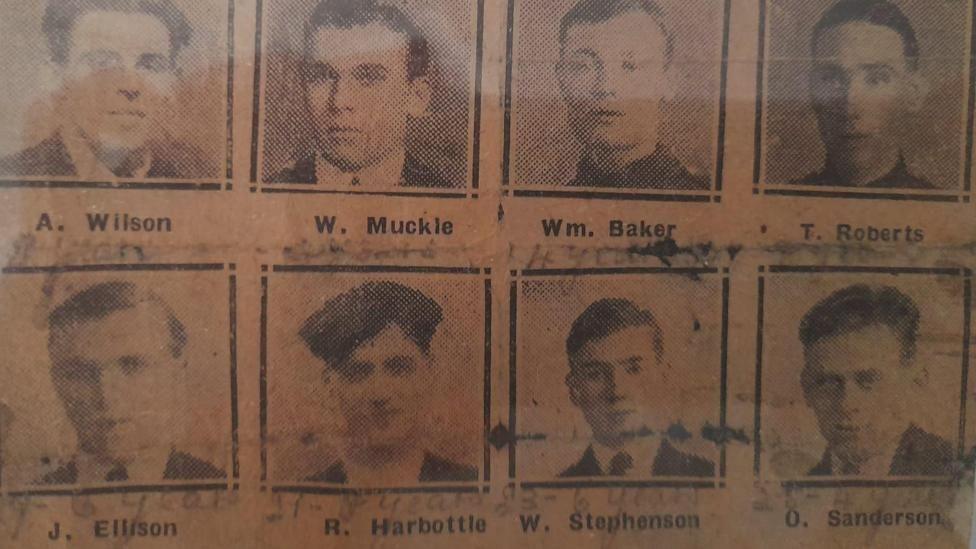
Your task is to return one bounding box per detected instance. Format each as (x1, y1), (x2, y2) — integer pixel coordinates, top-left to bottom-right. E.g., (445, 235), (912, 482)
(555, 60), (572, 99)
(565, 371), (581, 408)
(909, 359), (929, 388)
(406, 76), (432, 118)
(904, 72), (928, 114)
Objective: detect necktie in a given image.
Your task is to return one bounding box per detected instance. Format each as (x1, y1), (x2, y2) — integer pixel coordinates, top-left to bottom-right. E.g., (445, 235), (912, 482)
(608, 451), (633, 476)
(105, 464), (129, 481)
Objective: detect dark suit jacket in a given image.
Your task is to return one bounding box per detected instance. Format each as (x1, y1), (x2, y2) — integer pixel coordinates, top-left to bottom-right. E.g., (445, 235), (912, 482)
(559, 440), (715, 478)
(0, 134), (213, 179)
(305, 452), (478, 484)
(37, 451), (227, 484)
(269, 153), (456, 188)
(792, 156), (934, 190)
(807, 425), (954, 477)
(566, 146), (710, 190)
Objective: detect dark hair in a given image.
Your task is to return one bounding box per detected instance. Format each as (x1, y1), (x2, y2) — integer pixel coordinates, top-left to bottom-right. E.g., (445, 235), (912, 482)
(48, 281), (188, 360)
(43, 0), (192, 66)
(799, 284), (920, 361)
(305, 0), (430, 80)
(559, 0), (674, 66)
(300, 281), (443, 367)
(566, 298), (664, 361)
(812, 0), (920, 71)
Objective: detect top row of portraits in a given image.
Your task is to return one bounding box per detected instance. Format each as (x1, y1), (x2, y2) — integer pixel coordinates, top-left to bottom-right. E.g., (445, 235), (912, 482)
(0, 0), (973, 201)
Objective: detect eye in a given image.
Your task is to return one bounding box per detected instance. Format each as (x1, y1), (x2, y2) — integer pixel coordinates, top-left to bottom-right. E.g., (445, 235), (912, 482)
(865, 68), (893, 86)
(813, 374), (843, 392)
(854, 370), (880, 389)
(622, 60), (638, 72)
(353, 64), (387, 86)
(137, 54), (170, 73)
(335, 360), (372, 383)
(53, 360), (98, 383)
(385, 356), (416, 377)
(80, 51), (122, 70)
(625, 360), (643, 375)
(307, 64), (339, 84)
(118, 356), (147, 376)
(814, 68), (845, 90)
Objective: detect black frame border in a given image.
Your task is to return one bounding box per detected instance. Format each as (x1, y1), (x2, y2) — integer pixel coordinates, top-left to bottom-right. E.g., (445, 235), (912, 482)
(753, 264), (973, 489)
(260, 264), (492, 495)
(509, 267), (729, 490)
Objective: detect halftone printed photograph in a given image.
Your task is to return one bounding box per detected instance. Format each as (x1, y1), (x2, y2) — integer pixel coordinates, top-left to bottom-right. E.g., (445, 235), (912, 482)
(507, 0), (728, 196)
(759, 0), (971, 195)
(256, 0), (479, 193)
(0, 267), (235, 493)
(513, 272), (727, 486)
(263, 269), (487, 490)
(0, 0), (231, 186)
(756, 269), (969, 483)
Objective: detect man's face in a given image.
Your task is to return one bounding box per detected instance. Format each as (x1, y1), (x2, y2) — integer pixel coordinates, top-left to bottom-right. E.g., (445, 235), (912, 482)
(50, 304), (181, 464)
(305, 23), (430, 172)
(557, 11), (670, 159)
(802, 324), (913, 467)
(60, 11), (177, 153)
(325, 325), (429, 460)
(809, 22), (919, 172)
(567, 325), (663, 446)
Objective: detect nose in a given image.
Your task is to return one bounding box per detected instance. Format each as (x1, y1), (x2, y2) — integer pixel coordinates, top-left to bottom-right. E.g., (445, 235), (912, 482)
(99, 367), (130, 417)
(328, 78), (355, 112)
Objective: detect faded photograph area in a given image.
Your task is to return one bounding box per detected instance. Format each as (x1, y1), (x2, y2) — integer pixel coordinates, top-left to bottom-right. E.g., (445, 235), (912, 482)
(0, 271), (233, 489)
(759, 274), (967, 480)
(509, 0), (725, 191)
(258, 0), (476, 190)
(0, 0), (229, 182)
(265, 273), (484, 487)
(516, 275), (723, 481)
(762, 0), (970, 191)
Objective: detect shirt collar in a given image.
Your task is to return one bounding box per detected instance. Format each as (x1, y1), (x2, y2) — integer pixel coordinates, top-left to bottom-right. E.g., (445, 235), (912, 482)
(315, 150), (406, 188)
(74, 447), (173, 484)
(62, 124), (152, 180)
(591, 437), (661, 478)
(340, 445), (427, 486)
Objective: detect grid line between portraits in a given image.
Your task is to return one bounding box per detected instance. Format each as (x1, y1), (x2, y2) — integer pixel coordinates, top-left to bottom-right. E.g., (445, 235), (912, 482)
(510, 268), (728, 491)
(503, 0), (730, 202)
(0, 263), (238, 498)
(251, 0), (484, 197)
(260, 266), (490, 495)
(754, 0), (975, 202)
(753, 265), (973, 489)
(0, 0), (235, 191)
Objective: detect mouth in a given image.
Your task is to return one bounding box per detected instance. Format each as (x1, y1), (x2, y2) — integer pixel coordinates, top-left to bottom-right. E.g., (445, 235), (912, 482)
(590, 109), (624, 124)
(325, 126), (361, 135)
(107, 110), (146, 119)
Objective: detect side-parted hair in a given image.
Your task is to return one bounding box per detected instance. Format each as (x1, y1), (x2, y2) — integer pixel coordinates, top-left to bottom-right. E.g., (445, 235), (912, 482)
(799, 284), (920, 362)
(43, 0), (193, 66)
(305, 0), (430, 80)
(812, 0), (920, 71)
(48, 281), (188, 360)
(566, 298), (664, 363)
(558, 0), (674, 67)
(300, 281), (443, 367)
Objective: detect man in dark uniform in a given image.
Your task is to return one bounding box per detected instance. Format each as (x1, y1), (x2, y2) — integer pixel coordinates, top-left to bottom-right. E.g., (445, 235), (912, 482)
(556, 0), (709, 190)
(560, 299), (714, 478)
(799, 285), (954, 477)
(299, 281), (476, 484)
(40, 281), (225, 485)
(0, 0), (212, 180)
(270, 0), (454, 189)
(793, 0), (933, 189)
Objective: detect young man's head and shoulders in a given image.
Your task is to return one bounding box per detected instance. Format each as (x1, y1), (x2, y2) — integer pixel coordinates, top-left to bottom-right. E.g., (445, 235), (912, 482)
(0, 0), (213, 180)
(559, 298), (714, 478)
(270, 0), (455, 189)
(793, 0), (934, 189)
(298, 281), (476, 485)
(555, 0), (709, 191)
(39, 281), (225, 485)
(799, 284), (953, 477)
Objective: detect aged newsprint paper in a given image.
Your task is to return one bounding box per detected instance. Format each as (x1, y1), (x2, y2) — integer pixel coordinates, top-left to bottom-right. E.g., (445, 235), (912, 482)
(1, 0), (976, 547)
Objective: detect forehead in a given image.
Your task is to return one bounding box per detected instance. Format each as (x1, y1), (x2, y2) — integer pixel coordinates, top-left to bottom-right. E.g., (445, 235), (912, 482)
(53, 303), (173, 363)
(563, 11), (667, 56)
(805, 323), (905, 375)
(573, 324), (658, 365)
(346, 324), (425, 362)
(813, 21), (909, 67)
(70, 11), (172, 55)
(309, 22), (410, 63)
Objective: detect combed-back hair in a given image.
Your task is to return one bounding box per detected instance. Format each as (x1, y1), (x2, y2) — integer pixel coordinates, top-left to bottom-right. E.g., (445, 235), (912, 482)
(43, 0), (193, 65)
(305, 0), (430, 80)
(812, 0), (920, 71)
(799, 284), (920, 361)
(558, 0), (674, 66)
(48, 281), (188, 359)
(300, 281), (443, 367)
(566, 298), (664, 361)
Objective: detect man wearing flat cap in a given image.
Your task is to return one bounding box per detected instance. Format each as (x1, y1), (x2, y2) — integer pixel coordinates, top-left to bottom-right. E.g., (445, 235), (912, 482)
(298, 281), (477, 484)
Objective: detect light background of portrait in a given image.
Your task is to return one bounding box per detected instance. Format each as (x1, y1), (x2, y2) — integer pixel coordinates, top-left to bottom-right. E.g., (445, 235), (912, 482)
(760, 274), (965, 480)
(510, 0), (725, 187)
(0, 271), (232, 487)
(763, 0), (969, 189)
(260, 0), (475, 185)
(517, 275), (723, 480)
(0, 0), (229, 174)
(265, 273), (484, 483)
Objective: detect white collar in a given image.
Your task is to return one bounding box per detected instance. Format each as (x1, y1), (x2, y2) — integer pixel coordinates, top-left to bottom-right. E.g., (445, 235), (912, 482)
(341, 445), (427, 486)
(73, 447), (172, 484)
(315, 149), (406, 188)
(61, 125), (152, 180)
(591, 437), (661, 478)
